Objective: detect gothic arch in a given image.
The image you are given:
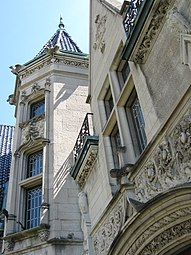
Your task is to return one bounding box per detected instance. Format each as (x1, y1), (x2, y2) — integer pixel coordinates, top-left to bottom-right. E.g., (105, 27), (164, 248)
(108, 184), (191, 255)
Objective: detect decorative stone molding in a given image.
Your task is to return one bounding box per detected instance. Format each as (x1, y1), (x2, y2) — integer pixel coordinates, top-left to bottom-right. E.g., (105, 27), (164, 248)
(134, 110), (191, 203)
(76, 147), (98, 187)
(133, 0), (174, 64)
(180, 33), (191, 68)
(38, 229), (50, 242)
(125, 206), (191, 255)
(166, 7), (191, 37)
(93, 14), (107, 53)
(4, 239), (15, 252)
(19, 56), (88, 80)
(93, 195), (126, 255)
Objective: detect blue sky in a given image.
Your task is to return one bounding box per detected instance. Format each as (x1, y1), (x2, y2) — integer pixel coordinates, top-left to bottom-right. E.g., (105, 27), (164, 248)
(0, 0), (89, 126)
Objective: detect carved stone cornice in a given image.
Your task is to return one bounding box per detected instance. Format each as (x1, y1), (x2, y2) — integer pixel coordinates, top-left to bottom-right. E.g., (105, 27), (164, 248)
(19, 55), (89, 80)
(132, 0), (175, 64)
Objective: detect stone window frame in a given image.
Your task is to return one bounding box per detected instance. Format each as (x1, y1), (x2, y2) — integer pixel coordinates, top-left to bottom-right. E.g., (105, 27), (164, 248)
(99, 58), (147, 170)
(125, 88), (147, 157)
(19, 146), (44, 230)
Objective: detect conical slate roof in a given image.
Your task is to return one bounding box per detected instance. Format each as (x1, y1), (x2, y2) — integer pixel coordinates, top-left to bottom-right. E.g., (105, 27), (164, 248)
(36, 17), (82, 58)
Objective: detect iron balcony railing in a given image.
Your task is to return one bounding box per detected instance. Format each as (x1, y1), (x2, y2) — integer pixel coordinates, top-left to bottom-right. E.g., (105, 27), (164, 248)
(73, 113), (94, 162)
(123, 0), (145, 39)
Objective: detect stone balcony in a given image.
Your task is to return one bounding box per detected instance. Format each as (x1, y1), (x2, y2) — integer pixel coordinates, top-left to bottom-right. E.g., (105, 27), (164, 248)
(70, 113), (98, 187)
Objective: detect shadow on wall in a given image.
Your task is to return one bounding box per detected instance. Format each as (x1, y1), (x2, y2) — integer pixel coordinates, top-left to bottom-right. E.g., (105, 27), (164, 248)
(54, 82), (87, 110)
(53, 151), (74, 199)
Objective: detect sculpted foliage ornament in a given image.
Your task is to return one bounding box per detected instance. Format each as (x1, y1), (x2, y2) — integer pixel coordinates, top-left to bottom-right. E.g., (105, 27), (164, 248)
(4, 239), (15, 252)
(38, 230), (50, 242)
(76, 148), (98, 187)
(134, 0), (174, 64)
(93, 196), (126, 255)
(135, 111), (191, 202)
(93, 14), (107, 53)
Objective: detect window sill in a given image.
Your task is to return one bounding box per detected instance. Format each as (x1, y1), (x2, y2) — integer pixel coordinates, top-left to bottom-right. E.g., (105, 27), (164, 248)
(19, 173), (42, 188)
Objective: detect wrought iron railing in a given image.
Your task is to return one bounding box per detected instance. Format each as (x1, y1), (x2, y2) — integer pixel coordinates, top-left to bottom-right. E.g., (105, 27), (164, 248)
(123, 0), (145, 38)
(73, 113), (94, 162)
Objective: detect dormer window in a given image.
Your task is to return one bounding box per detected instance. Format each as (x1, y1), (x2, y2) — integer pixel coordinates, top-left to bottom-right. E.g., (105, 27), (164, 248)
(30, 100), (45, 118)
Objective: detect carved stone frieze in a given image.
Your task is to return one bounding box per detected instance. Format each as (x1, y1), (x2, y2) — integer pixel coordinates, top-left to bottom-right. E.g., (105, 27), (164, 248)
(20, 56), (88, 79)
(93, 14), (106, 53)
(126, 206), (191, 255)
(93, 196), (126, 255)
(4, 239), (15, 252)
(133, 0), (174, 64)
(38, 230), (50, 242)
(135, 111), (191, 203)
(76, 148), (98, 187)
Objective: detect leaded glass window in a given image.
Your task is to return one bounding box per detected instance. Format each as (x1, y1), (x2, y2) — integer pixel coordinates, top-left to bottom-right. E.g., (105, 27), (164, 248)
(27, 151), (43, 178)
(125, 89), (147, 156)
(131, 97), (147, 153)
(104, 87), (114, 120)
(26, 186), (42, 229)
(110, 124), (121, 168)
(30, 100), (45, 118)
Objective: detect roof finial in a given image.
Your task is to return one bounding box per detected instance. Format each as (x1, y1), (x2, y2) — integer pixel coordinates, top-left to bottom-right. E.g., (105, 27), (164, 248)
(59, 16), (64, 29)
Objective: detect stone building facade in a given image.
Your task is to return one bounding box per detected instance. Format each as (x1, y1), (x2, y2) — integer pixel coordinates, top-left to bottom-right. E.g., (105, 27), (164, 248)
(3, 0), (191, 255)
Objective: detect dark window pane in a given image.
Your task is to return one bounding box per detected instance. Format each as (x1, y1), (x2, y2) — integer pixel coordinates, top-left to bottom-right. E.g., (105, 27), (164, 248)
(104, 87), (114, 120)
(30, 100), (45, 118)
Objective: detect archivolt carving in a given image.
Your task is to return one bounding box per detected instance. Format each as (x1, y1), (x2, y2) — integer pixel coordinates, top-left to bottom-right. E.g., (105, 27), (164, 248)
(134, 0), (174, 64)
(126, 207), (191, 255)
(135, 112), (191, 202)
(93, 196), (126, 255)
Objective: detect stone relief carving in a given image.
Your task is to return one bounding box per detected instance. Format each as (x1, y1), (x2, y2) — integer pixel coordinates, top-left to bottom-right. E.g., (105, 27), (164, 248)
(126, 207), (191, 255)
(135, 111), (191, 203)
(4, 239), (15, 252)
(38, 230), (50, 242)
(134, 0), (174, 64)
(21, 117), (45, 145)
(93, 14), (106, 53)
(31, 82), (40, 93)
(93, 196), (126, 255)
(166, 7), (191, 37)
(20, 57), (88, 79)
(76, 148), (98, 187)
